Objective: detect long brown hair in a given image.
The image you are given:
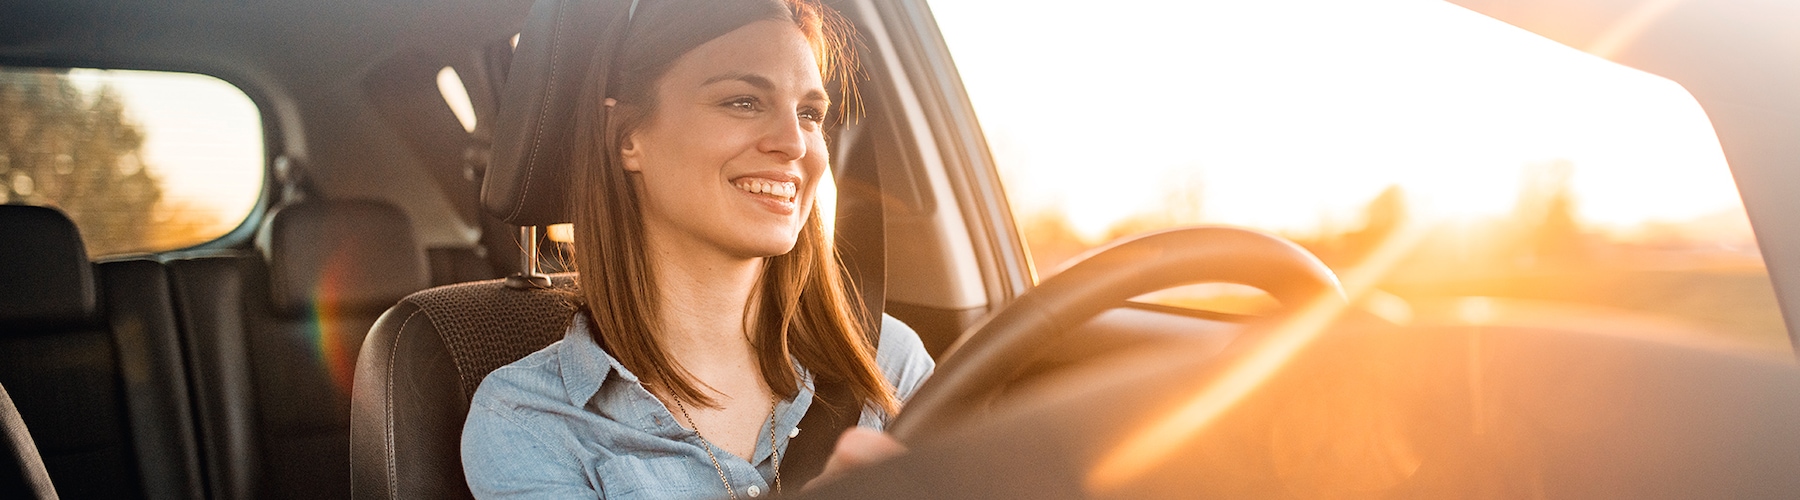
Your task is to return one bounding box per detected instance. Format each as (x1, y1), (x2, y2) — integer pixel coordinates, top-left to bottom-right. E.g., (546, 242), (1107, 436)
(567, 0), (898, 414)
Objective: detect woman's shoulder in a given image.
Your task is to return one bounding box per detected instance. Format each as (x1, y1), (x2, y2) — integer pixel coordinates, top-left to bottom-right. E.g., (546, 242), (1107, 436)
(469, 339), (574, 414)
(875, 313), (935, 401)
(461, 338), (601, 496)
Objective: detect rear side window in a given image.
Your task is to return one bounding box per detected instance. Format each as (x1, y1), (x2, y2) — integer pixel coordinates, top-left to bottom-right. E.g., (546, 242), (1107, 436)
(0, 67), (264, 256)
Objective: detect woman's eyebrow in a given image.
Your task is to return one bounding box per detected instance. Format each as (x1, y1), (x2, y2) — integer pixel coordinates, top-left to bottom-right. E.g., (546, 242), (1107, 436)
(701, 71), (774, 90)
(701, 71), (830, 103)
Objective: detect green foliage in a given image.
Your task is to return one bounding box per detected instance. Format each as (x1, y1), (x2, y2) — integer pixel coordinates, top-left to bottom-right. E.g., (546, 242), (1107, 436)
(0, 69), (163, 256)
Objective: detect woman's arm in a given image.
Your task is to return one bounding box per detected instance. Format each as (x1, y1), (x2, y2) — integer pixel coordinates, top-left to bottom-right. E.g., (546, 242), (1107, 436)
(810, 427), (908, 488)
(462, 400), (598, 498)
(877, 314), (935, 401)
(805, 315), (935, 489)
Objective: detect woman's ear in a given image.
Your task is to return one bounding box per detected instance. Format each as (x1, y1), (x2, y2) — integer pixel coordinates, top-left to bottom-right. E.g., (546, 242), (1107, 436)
(607, 98), (645, 173)
(620, 132), (644, 172)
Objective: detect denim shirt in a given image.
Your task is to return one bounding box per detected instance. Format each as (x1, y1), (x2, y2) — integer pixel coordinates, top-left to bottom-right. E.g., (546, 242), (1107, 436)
(462, 313), (935, 499)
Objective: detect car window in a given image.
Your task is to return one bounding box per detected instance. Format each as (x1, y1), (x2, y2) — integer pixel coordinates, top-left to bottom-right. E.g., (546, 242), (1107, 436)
(437, 66), (479, 134)
(929, 0), (1787, 351)
(0, 66), (264, 257)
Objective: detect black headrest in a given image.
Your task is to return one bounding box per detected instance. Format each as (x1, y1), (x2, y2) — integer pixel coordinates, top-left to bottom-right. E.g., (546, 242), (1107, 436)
(0, 205), (97, 329)
(258, 200), (429, 316)
(484, 0), (635, 226)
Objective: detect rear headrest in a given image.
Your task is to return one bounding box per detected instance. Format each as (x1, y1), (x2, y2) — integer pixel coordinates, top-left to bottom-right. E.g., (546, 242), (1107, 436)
(0, 205), (97, 329)
(259, 200), (429, 316)
(484, 0), (635, 226)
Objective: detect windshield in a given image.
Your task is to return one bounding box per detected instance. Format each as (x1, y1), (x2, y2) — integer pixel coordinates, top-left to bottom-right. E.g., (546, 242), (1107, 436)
(927, 0), (1786, 355)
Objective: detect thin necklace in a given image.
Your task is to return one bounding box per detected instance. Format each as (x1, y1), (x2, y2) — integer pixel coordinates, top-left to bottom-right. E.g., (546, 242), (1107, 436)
(670, 391), (783, 499)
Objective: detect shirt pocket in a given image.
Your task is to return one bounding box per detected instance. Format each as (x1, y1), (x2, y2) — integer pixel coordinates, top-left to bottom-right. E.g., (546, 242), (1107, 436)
(596, 455), (715, 500)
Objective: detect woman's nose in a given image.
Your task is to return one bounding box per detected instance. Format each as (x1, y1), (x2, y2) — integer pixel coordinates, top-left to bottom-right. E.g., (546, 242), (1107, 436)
(758, 113), (808, 161)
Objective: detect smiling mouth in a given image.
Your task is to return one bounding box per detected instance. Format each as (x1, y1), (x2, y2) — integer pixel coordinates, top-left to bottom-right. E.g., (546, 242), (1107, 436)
(733, 178), (798, 203)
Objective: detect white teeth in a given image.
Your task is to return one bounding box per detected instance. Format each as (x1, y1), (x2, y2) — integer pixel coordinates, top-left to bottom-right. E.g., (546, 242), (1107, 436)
(734, 179), (797, 201)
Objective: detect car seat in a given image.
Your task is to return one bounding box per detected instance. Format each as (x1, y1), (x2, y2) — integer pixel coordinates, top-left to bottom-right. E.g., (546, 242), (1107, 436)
(162, 197), (431, 500)
(1, 382), (56, 500)
(0, 205), (205, 499)
(256, 199), (430, 499)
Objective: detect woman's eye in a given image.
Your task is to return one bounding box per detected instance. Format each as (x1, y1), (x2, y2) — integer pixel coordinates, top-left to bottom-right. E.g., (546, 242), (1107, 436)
(798, 107), (825, 124)
(725, 97), (759, 112)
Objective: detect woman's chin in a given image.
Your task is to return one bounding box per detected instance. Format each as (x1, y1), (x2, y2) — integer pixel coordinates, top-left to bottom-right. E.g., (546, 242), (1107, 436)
(725, 234), (802, 260)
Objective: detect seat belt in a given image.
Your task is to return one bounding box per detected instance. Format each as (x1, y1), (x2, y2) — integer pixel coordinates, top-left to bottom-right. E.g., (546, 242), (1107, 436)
(783, 377), (858, 487)
(782, 121), (888, 487)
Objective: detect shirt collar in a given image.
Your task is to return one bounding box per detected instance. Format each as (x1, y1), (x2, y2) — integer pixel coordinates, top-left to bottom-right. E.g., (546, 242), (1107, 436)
(558, 312), (821, 458)
(560, 313), (635, 407)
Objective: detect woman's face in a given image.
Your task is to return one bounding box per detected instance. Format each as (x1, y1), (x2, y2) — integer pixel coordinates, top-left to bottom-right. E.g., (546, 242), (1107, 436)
(621, 19), (831, 260)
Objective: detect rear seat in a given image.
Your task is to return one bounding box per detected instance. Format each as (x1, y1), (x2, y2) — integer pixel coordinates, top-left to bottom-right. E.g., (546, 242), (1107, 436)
(0, 205), (204, 499)
(165, 199), (436, 499)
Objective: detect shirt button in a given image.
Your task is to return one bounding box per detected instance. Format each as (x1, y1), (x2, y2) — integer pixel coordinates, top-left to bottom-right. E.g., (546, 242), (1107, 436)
(748, 485), (761, 497)
(789, 427), (800, 438)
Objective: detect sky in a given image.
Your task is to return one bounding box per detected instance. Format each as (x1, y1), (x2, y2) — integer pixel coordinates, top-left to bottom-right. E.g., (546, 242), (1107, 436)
(925, 0), (1742, 240)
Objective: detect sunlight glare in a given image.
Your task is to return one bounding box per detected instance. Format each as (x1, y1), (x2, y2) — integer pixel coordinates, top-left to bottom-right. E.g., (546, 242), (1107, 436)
(1087, 218), (1433, 492)
(818, 167), (838, 241)
(929, 0), (1739, 240)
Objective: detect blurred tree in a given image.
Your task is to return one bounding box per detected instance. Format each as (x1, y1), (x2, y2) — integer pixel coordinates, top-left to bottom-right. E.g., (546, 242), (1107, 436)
(1020, 207), (1089, 276)
(0, 69), (163, 256)
(1337, 184), (1408, 265)
(1512, 159), (1586, 266)
(1289, 184), (1408, 269)
(1102, 169), (1206, 243)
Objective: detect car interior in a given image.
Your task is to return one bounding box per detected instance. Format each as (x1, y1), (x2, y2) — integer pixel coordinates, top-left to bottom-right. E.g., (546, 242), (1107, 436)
(4, 0), (1800, 498)
(1, 0), (1034, 496)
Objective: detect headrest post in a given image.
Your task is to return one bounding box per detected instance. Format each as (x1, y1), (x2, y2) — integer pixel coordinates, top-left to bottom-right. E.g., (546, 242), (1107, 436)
(520, 225), (540, 276)
(506, 225), (553, 289)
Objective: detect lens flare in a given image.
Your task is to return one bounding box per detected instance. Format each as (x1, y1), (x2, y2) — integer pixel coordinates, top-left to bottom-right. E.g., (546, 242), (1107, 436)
(309, 246), (359, 396)
(1588, 0), (1686, 59)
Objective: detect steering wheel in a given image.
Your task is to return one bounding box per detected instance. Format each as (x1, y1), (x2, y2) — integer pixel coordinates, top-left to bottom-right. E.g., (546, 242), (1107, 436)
(887, 226), (1345, 442)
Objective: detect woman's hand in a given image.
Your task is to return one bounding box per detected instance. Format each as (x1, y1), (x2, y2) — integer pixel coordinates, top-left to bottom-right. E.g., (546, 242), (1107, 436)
(807, 427), (906, 489)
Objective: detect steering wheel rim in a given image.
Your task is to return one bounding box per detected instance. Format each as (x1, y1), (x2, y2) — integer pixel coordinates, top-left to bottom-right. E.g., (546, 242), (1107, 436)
(888, 226), (1344, 443)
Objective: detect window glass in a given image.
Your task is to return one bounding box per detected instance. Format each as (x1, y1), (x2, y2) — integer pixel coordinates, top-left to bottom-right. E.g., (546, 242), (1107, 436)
(930, 0), (1786, 351)
(437, 66), (478, 133)
(0, 67), (264, 256)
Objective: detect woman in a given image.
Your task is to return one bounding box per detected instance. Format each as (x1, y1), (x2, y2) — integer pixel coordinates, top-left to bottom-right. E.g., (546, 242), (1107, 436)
(461, 0), (934, 498)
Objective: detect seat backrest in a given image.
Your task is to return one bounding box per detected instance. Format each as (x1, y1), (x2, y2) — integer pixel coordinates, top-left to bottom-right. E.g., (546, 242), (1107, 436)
(424, 246), (501, 287)
(0, 205), (204, 500)
(166, 199), (431, 500)
(1, 382), (56, 500)
(346, 0), (625, 493)
(350, 275), (579, 500)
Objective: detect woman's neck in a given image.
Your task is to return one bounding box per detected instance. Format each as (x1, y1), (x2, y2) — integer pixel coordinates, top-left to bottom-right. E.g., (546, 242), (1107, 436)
(641, 227), (766, 382)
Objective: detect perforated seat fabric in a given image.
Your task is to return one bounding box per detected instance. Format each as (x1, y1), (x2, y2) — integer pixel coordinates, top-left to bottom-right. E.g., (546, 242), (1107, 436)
(351, 275), (580, 500)
(0, 205), (204, 500)
(399, 277), (582, 397)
